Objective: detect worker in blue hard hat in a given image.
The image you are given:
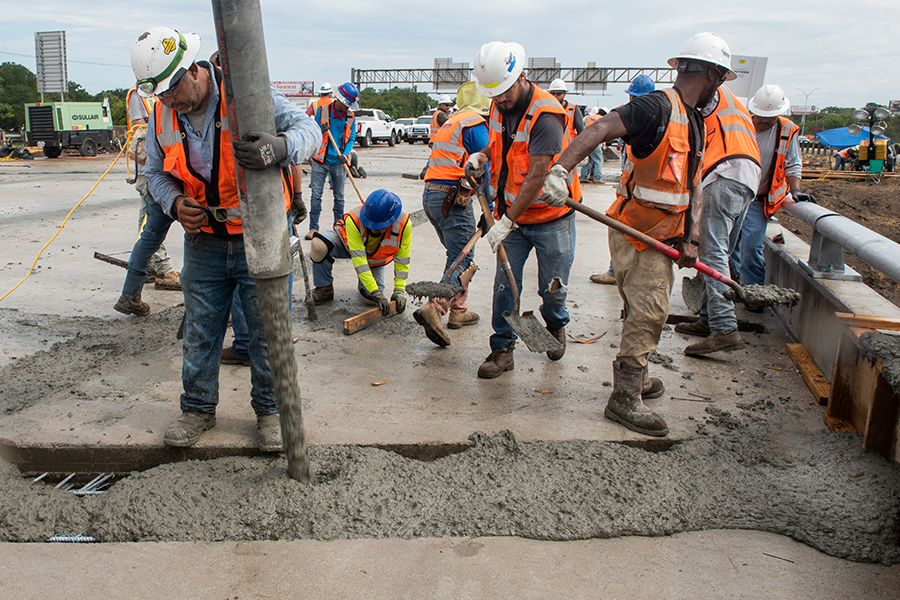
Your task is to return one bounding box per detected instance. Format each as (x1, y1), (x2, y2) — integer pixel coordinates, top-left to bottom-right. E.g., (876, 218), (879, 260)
(309, 189), (412, 315)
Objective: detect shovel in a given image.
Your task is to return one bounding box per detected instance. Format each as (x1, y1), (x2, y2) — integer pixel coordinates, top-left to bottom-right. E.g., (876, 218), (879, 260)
(464, 164), (564, 354)
(327, 130), (366, 204)
(405, 224), (480, 300)
(564, 199), (800, 309)
(289, 210), (318, 322)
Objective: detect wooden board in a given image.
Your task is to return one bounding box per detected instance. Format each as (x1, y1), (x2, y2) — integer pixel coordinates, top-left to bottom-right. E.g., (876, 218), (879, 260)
(785, 343), (830, 405)
(802, 169), (898, 180)
(823, 413), (857, 434)
(834, 312), (900, 331)
(342, 300), (399, 335)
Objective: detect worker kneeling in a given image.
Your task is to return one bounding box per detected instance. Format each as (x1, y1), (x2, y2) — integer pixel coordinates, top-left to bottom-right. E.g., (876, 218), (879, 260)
(310, 189), (411, 314)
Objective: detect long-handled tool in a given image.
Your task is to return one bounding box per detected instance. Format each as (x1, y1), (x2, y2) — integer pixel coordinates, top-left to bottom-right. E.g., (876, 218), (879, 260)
(563, 199), (800, 309)
(327, 130), (366, 204)
(289, 209), (317, 321)
(464, 165), (564, 354)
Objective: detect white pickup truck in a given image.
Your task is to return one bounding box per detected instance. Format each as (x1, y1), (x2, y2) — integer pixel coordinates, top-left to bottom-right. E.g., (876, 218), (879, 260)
(354, 109), (402, 147)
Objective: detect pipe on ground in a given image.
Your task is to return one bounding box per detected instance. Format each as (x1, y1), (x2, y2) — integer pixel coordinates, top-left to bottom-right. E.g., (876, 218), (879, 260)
(212, 0), (313, 483)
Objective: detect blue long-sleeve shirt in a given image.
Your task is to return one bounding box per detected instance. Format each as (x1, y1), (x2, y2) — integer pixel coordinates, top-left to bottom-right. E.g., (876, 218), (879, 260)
(146, 63), (320, 217)
(315, 104), (356, 165)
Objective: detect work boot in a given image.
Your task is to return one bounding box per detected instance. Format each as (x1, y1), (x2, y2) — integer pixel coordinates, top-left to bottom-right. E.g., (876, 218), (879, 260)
(642, 365), (665, 400)
(684, 330), (744, 356)
(311, 284), (333, 305)
(256, 413), (283, 453)
(413, 303), (451, 347)
(113, 294), (150, 317)
(154, 271), (181, 291)
(589, 272), (616, 285)
(546, 326), (566, 361)
(604, 361), (669, 436)
(359, 288), (377, 306)
(674, 320), (710, 337)
(477, 344), (515, 379)
(163, 412), (216, 447)
(221, 346), (250, 367)
(304, 229), (317, 240)
(447, 261), (478, 329)
(448, 309), (479, 329)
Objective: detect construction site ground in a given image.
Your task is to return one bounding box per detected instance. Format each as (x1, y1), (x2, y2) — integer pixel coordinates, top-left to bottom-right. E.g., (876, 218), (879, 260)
(0, 144), (898, 598)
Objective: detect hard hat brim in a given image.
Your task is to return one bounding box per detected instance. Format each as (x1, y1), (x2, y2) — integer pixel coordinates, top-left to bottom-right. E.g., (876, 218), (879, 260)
(137, 31), (202, 98)
(667, 56), (737, 81)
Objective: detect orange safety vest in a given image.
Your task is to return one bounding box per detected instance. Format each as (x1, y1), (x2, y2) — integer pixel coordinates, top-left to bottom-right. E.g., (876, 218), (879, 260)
(336, 206), (410, 268)
(316, 96), (332, 112)
(424, 110), (486, 182)
(153, 67), (292, 236)
(125, 87), (155, 129)
(314, 104), (354, 163)
(762, 116), (800, 218)
(584, 113), (601, 127)
(609, 88), (704, 251)
(429, 110), (447, 143)
(487, 82), (582, 225)
(562, 101), (578, 144)
(836, 146), (855, 160)
(701, 86), (760, 179)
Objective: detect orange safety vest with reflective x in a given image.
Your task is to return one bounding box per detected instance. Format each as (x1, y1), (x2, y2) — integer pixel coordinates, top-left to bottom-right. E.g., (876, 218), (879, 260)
(608, 88), (704, 251)
(487, 82), (582, 225)
(424, 110), (486, 182)
(153, 68), (293, 236)
(429, 110), (447, 143)
(125, 87), (156, 130)
(336, 205), (411, 292)
(701, 86), (760, 179)
(314, 104), (354, 163)
(761, 116), (801, 218)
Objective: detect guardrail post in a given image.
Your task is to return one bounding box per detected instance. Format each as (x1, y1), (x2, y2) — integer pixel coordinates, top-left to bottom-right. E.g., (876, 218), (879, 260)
(800, 229), (862, 281)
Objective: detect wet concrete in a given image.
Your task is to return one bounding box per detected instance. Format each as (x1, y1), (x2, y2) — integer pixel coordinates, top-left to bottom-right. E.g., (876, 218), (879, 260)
(859, 331), (900, 396)
(725, 283), (801, 310)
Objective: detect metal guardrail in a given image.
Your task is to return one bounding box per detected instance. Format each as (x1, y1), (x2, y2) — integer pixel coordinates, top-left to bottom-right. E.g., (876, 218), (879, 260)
(783, 201), (900, 283)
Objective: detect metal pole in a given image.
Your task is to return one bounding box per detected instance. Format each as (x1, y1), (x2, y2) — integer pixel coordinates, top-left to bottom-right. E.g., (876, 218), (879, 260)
(212, 0), (313, 483)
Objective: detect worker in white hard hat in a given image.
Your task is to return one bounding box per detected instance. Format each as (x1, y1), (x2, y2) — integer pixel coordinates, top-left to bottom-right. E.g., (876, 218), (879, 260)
(541, 32), (732, 437)
(134, 26), (320, 452)
(305, 81), (333, 116)
(676, 36), (762, 357)
(547, 78), (585, 145)
(467, 41), (582, 379)
(730, 84), (811, 290)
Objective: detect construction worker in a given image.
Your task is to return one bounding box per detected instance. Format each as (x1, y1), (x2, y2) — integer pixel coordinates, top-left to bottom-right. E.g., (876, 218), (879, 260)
(306, 82), (358, 240)
(547, 78), (585, 143)
(135, 27), (320, 451)
(305, 82), (333, 116)
(113, 86), (181, 316)
(580, 107), (608, 182)
(675, 71), (761, 356)
(542, 32), (734, 436)
(467, 41), (581, 379)
(833, 145), (858, 171)
(309, 189), (410, 313)
(590, 75), (656, 285)
(729, 84), (810, 289)
(414, 82), (491, 346)
(420, 94), (455, 180)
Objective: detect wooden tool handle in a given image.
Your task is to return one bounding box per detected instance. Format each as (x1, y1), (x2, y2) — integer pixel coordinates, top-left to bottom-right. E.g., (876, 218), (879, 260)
(473, 182), (521, 311)
(327, 130), (365, 204)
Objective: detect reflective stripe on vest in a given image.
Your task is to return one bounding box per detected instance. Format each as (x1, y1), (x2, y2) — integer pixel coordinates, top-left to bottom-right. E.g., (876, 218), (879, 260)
(763, 117), (800, 218)
(429, 110), (446, 143)
(315, 105), (354, 162)
(486, 83), (581, 225)
(701, 86), (760, 179)
(126, 87), (155, 130)
(336, 206), (411, 269)
(424, 111), (485, 181)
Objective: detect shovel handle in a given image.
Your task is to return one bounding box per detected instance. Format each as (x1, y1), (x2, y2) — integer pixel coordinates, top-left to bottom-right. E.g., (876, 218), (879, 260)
(564, 199), (744, 299)
(327, 130), (366, 204)
(441, 226), (483, 284)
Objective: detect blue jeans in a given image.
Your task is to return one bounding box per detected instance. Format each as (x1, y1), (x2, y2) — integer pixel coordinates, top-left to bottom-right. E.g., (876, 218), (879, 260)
(580, 145), (603, 180)
(309, 160), (345, 233)
(180, 233), (276, 417)
(121, 189), (176, 300)
(312, 229), (385, 293)
(136, 174), (172, 275)
(422, 186), (477, 285)
(730, 199), (768, 287)
(489, 213), (575, 352)
(697, 178), (754, 335)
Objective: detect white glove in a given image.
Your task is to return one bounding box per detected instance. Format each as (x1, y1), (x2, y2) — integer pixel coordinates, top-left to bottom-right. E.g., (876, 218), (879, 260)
(465, 153), (486, 178)
(537, 164), (570, 207)
(485, 215), (516, 253)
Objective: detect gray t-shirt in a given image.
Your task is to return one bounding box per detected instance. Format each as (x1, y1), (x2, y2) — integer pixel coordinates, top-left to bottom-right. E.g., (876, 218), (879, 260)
(128, 93), (150, 123)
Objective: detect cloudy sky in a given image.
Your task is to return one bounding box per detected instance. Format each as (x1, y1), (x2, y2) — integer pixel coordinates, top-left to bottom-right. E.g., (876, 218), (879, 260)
(1, 0), (897, 111)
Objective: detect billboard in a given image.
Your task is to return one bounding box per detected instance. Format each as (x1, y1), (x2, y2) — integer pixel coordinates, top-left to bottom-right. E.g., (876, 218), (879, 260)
(272, 81), (313, 97)
(727, 56), (767, 101)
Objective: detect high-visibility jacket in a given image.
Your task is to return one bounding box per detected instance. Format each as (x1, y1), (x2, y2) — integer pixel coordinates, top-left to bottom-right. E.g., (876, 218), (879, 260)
(562, 101), (578, 144)
(761, 116), (801, 218)
(701, 86), (760, 179)
(153, 68), (292, 236)
(609, 88), (704, 251)
(836, 146), (856, 160)
(424, 110), (485, 182)
(337, 206), (410, 267)
(584, 113), (601, 127)
(487, 82), (582, 225)
(315, 96), (332, 112)
(429, 110), (447, 143)
(336, 205), (411, 292)
(314, 104), (354, 163)
(126, 87), (155, 129)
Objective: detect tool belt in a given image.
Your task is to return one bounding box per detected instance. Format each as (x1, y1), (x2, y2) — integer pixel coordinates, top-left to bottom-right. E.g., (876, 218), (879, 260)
(426, 179), (475, 218)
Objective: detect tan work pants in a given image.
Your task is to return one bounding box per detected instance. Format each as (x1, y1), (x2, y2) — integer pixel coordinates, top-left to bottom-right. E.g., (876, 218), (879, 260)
(609, 229), (675, 369)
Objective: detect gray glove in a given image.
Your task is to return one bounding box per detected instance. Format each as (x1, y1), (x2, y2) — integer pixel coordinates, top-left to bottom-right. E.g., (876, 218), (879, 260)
(320, 121), (329, 133)
(233, 131), (287, 169)
(391, 289), (407, 313)
(338, 154), (349, 165)
(373, 290), (391, 315)
(290, 194), (307, 224)
(537, 164), (571, 207)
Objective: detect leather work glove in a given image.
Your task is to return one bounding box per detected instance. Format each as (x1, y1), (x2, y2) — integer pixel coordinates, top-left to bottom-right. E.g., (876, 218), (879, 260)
(338, 154), (349, 165)
(233, 131), (288, 169)
(290, 193), (308, 224)
(391, 289), (407, 313)
(372, 290), (392, 315)
(792, 191), (817, 204)
(320, 121), (329, 133)
(465, 153), (486, 178)
(537, 164), (571, 207)
(485, 215), (516, 253)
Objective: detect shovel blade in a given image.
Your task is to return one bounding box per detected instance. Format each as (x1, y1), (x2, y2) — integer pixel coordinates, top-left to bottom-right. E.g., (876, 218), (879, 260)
(681, 273), (704, 314)
(503, 310), (564, 354)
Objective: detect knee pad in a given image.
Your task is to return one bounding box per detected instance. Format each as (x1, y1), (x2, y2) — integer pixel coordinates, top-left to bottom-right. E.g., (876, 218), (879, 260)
(310, 232), (335, 263)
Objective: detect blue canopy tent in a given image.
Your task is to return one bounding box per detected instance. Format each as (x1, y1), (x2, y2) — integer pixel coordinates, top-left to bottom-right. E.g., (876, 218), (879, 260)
(815, 126), (888, 149)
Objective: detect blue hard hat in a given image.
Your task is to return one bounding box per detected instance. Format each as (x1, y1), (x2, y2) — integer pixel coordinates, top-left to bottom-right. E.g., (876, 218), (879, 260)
(625, 74), (655, 97)
(360, 189), (402, 230)
(337, 82), (360, 110)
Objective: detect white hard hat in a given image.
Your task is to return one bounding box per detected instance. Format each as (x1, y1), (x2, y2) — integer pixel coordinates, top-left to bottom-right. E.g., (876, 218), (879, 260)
(473, 41), (525, 98)
(590, 107), (600, 115)
(132, 27), (201, 98)
(748, 84), (791, 117)
(438, 94), (453, 105)
(667, 32), (736, 81)
(319, 82), (332, 95)
(548, 78), (567, 92)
